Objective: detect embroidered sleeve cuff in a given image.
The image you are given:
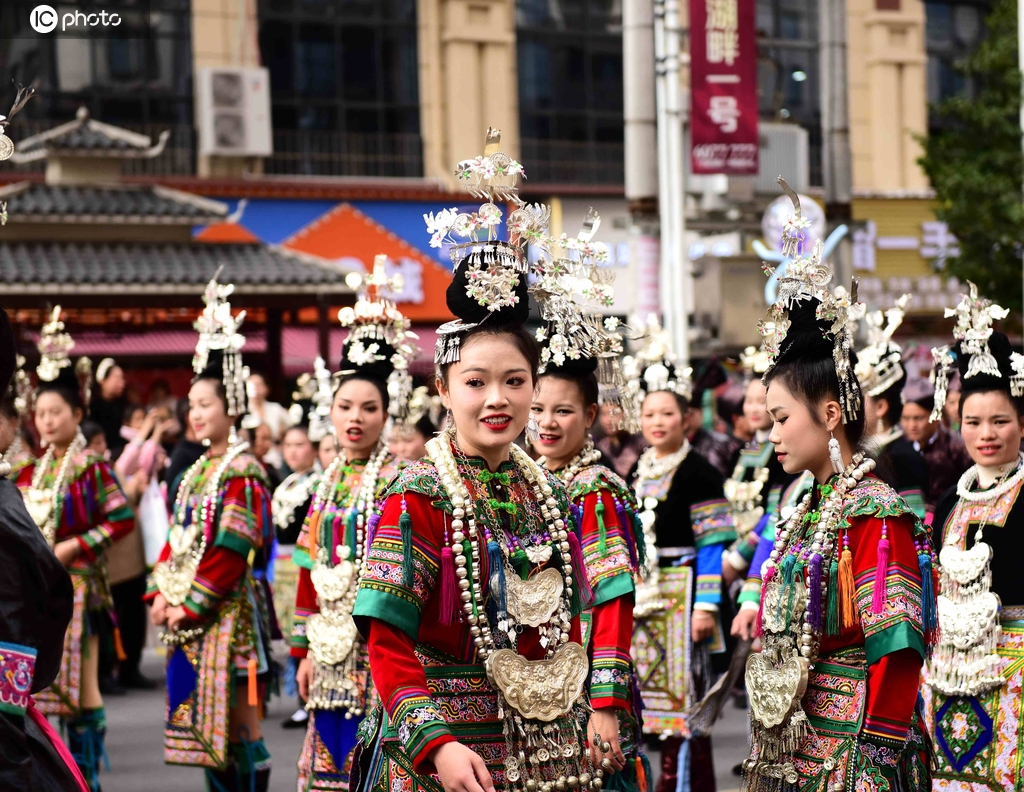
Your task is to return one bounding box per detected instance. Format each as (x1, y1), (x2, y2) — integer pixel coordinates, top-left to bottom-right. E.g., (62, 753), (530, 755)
(736, 579), (763, 606)
(353, 586), (422, 643)
(864, 621), (926, 666)
(214, 528), (256, 558)
(0, 642), (36, 716)
(592, 573), (635, 609)
(726, 550), (750, 575)
(695, 573), (722, 605)
(183, 576), (230, 620)
(389, 689), (456, 771)
(77, 510), (132, 561)
(291, 608), (313, 652)
(292, 545), (314, 571)
(589, 649), (633, 710)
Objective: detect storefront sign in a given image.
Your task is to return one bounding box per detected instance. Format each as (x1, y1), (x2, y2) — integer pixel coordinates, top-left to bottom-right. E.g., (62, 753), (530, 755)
(690, 0), (758, 174)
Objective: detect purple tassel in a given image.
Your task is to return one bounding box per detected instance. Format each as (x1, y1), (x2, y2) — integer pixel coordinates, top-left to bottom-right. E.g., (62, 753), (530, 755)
(570, 503), (583, 532)
(808, 554), (823, 632)
(567, 531), (594, 606)
(438, 546), (461, 625)
(367, 512), (381, 545)
(872, 522), (891, 615)
(617, 501), (639, 570)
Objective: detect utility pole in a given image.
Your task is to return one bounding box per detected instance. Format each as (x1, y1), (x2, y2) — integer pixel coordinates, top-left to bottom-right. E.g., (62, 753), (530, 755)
(1018, 0), (1024, 316)
(819, 0), (854, 291)
(654, 0), (690, 365)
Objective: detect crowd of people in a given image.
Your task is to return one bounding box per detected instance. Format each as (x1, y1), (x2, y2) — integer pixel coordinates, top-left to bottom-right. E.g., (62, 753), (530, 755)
(2, 137), (1022, 792)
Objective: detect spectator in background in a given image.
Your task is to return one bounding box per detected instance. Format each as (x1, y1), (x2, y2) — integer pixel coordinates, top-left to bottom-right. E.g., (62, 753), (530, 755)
(942, 372), (962, 431)
(146, 378), (178, 415)
(244, 421), (282, 492)
(246, 372), (291, 469)
(594, 401), (646, 479)
(388, 415), (436, 462)
(317, 434), (337, 470)
(901, 378), (973, 513)
(90, 358), (128, 458)
(688, 389), (743, 478)
(717, 382), (752, 444)
(81, 420), (108, 459)
(165, 397), (204, 504)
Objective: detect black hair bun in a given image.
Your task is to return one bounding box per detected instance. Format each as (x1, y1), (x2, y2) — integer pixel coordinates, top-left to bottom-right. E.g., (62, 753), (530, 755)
(194, 348), (225, 383)
(775, 298), (835, 365)
(956, 332), (1014, 397)
(339, 337), (396, 383)
(446, 247), (530, 328)
(0, 308), (14, 396)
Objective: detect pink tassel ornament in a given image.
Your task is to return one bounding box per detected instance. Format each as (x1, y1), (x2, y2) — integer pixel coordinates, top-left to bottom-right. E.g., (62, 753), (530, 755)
(438, 546), (461, 625)
(872, 520), (890, 614)
(567, 531), (595, 606)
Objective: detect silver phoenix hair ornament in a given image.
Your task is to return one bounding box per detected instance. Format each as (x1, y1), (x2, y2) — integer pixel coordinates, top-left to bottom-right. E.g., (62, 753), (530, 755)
(36, 306), (75, 384)
(947, 281), (1010, 380)
(758, 177), (863, 423)
(193, 269), (248, 418)
(337, 254), (419, 426)
(855, 293), (911, 398)
(426, 128), (550, 365)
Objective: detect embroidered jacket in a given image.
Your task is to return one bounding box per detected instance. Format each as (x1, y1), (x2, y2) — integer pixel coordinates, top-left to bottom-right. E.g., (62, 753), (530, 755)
(144, 453), (272, 623)
(631, 450), (736, 611)
(351, 454), (586, 775)
(289, 455), (402, 659)
(565, 464), (643, 710)
(15, 449), (134, 572)
(784, 477), (935, 786)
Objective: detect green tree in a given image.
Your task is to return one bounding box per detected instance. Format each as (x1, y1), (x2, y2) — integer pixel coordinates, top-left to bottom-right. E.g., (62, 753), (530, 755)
(918, 0), (1024, 317)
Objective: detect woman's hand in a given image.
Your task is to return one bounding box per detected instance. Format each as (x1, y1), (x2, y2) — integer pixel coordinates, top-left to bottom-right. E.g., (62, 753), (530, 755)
(150, 594), (168, 626)
(53, 539), (81, 567)
(587, 708), (626, 772)
(691, 609), (716, 643)
(139, 410), (158, 440)
(429, 742), (496, 792)
(296, 657), (312, 701)
(721, 557), (742, 587)
(166, 606), (191, 632)
(731, 606), (759, 641)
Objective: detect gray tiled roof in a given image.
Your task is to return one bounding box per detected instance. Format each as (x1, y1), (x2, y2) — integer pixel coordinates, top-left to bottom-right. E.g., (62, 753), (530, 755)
(20, 126), (133, 153)
(0, 241), (351, 291)
(1, 183), (226, 222)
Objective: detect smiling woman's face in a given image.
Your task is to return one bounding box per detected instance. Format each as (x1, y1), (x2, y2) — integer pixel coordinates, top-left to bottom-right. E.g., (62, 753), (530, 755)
(531, 375), (595, 468)
(960, 390), (1024, 470)
(437, 332), (534, 463)
(640, 391), (687, 453)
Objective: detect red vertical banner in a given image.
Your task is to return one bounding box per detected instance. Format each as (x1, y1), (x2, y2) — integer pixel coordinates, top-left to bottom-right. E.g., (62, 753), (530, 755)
(689, 0), (759, 174)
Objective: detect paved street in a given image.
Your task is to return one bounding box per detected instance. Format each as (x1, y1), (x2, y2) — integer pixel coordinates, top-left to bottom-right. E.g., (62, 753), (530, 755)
(100, 648), (750, 792)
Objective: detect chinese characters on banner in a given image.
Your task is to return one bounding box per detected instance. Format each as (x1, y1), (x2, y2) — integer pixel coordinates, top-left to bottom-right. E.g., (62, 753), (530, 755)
(689, 0), (758, 174)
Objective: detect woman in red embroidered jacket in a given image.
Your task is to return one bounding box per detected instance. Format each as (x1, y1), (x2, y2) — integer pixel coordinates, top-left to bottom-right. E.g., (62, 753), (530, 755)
(146, 276), (274, 792)
(531, 358), (650, 791)
(290, 257), (416, 792)
(16, 307), (133, 790)
(742, 185), (934, 792)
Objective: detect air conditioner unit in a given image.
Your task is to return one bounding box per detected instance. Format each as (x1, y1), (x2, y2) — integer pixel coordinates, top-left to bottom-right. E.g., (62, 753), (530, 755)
(196, 67), (272, 157)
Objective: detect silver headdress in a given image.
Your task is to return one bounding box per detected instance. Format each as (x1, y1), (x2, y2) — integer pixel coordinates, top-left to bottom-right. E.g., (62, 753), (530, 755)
(289, 356), (334, 443)
(622, 314), (693, 417)
(427, 128), (548, 366)
(855, 294), (911, 398)
(931, 282), (1023, 420)
(758, 178), (863, 423)
(12, 355), (31, 416)
(337, 254), (420, 426)
(192, 271), (248, 417)
(35, 306), (93, 406)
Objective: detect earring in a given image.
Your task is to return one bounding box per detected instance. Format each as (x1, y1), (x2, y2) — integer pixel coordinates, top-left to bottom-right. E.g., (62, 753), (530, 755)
(828, 431), (844, 474)
(228, 424), (239, 447)
(876, 418), (885, 436)
(443, 409), (456, 439)
(526, 413), (540, 445)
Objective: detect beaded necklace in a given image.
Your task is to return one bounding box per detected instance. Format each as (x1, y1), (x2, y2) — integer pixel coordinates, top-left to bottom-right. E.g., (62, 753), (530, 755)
(25, 430), (87, 546)
(424, 435), (606, 792)
(152, 440), (250, 615)
(305, 440), (390, 713)
(744, 453), (876, 789)
(539, 436), (602, 486)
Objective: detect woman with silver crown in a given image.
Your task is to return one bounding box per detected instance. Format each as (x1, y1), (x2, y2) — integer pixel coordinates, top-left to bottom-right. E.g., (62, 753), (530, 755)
(855, 295), (929, 521)
(3, 353), (35, 477)
(15, 307), (134, 790)
(145, 275), (275, 792)
(351, 131), (605, 792)
(922, 284), (1024, 792)
(529, 212), (651, 791)
(273, 360), (330, 731)
(290, 255), (417, 792)
(621, 316), (735, 792)
(742, 182), (934, 792)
